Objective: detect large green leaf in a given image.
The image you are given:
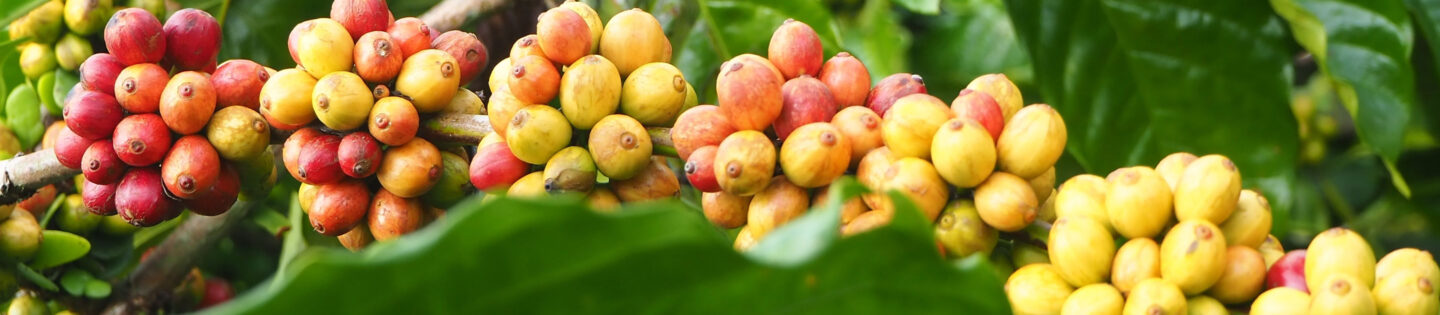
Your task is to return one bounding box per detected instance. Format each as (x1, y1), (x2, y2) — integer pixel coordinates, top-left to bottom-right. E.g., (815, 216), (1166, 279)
(1270, 0), (1416, 196)
(837, 0), (910, 84)
(1405, 0), (1440, 142)
(208, 181), (1008, 314)
(216, 0), (330, 68)
(1006, 0), (1302, 227)
(0, 0), (45, 26)
(908, 0), (1033, 102)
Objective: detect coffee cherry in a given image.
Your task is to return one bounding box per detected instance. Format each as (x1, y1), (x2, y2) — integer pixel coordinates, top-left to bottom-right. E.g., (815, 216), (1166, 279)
(866, 73), (926, 117)
(282, 128), (324, 181)
(779, 123), (850, 188)
(377, 138), (442, 198)
(996, 104), (1067, 178)
(53, 127), (92, 170)
(702, 191), (750, 229)
(63, 90), (125, 140)
(685, 146), (721, 193)
(536, 8), (591, 65)
(79, 54), (124, 95)
(162, 9), (222, 71)
(1220, 189), (1272, 248)
(611, 156), (680, 203)
(330, 0), (393, 40)
(589, 115), (653, 180)
(933, 200), (997, 258)
(469, 141), (529, 192)
(1208, 246), (1267, 304)
(619, 62), (688, 126)
(598, 9), (670, 76)
(82, 180), (117, 215)
(713, 130), (775, 196)
(670, 105), (736, 161)
(974, 172), (1037, 232)
(312, 71), (375, 131)
(395, 49), (461, 113)
(1250, 287), (1310, 314)
(298, 134), (345, 185)
(293, 18), (354, 78)
(337, 132), (383, 178)
(856, 147), (896, 210)
(1173, 154), (1242, 223)
(260, 68), (319, 127)
(421, 152), (473, 208)
(1053, 174), (1109, 231)
(1049, 217), (1115, 287)
(368, 188), (425, 242)
(931, 119), (996, 188)
(1105, 166), (1172, 239)
(1187, 296), (1228, 315)
(337, 223), (372, 251)
(541, 146), (597, 194)
(716, 54), (784, 131)
(557, 1), (602, 53)
(1154, 152), (1197, 191)
(819, 52), (871, 108)
(881, 94), (952, 159)
(354, 31), (403, 83)
(104, 8), (166, 65)
(112, 114), (172, 166)
(1004, 264), (1073, 315)
(211, 59), (271, 110)
(873, 157), (949, 221)
(1308, 274), (1375, 315)
(1060, 284), (1123, 315)
(768, 19), (823, 79)
(505, 105), (571, 164)
(774, 76), (837, 140)
(1160, 220), (1228, 295)
(1122, 278), (1186, 315)
(1305, 227), (1376, 293)
(115, 167), (180, 227)
(162, 135), (221, 199)
(82, 140), (127, 184)
(309, 179), (369, 236)
(185, 164), (239, 216)
(160, 71), (218, 135)
(386, 17), (431, 59)
(950, 89), (1005, 140)
(1372, 269), (1438, 315)
(207, 106), (271, 161)
(432, 30), (487, 84)
(965, 73), (1023, 121)
(1111, 238), (1161, 294)
(744, 176), (809, 239)
(1266, 250), (1308, 292)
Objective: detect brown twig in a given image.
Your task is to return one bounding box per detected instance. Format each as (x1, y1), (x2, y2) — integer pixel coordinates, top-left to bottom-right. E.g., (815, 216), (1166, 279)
(100, 199), (259, 314)
(0, 150), (80, 205)
(419, 0), (513, 33)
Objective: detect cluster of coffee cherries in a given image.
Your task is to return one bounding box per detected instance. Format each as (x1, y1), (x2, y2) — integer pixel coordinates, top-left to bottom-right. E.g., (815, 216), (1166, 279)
(674, 19), (1056, 250)
(468, 3), (693, 209)
(55, 8), (275, 227)
(266, 0), (484, 250)
(1000, 152), (1439, 314)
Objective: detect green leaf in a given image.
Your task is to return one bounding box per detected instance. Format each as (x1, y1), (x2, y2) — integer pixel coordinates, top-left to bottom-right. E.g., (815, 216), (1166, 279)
(5, 83), (43, 149)
(34, 72), (54, 115)
(893, 0), (941, 15)
(28, 230), (91, 270)
(1007, 0), (1301, 222)
(208, 194), (1007, 314)
(0, 0), (45, 26)
(59, 269), (90, 296)
(50, 69), (76, 109)
(275, 195), (306, 278)
(83, 279), (110, 299)
(908, 0), (1033, 101)
(14, 263), (56, 292)
(1270, 0), (1415, 196)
